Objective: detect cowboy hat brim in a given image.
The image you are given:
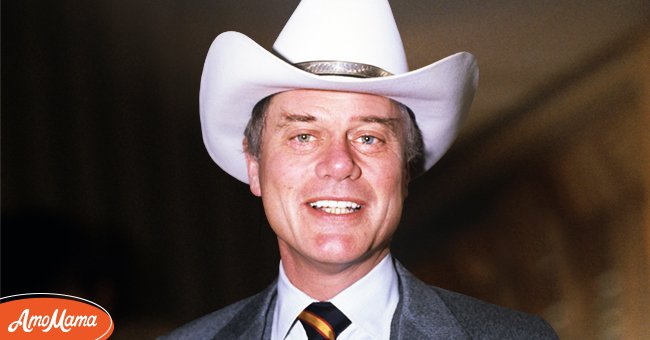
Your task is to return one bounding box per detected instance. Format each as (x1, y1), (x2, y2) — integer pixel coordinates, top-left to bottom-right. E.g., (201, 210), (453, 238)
(200, 31), (479, 183)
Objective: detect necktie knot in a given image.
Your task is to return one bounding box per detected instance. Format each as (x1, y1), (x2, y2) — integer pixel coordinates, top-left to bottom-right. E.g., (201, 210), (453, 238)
(298, 302), (351, 340)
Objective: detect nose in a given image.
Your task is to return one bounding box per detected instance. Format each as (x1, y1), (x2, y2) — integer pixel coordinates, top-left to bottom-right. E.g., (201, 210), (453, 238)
(315, 138), (361, 181)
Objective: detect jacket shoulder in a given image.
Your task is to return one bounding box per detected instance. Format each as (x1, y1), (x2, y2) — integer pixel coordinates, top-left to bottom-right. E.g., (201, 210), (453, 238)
(158, 294), (257, 340)
(432, 286), (558, 339)
(158, 282), (277, 340)
(394, 260), (558, 339)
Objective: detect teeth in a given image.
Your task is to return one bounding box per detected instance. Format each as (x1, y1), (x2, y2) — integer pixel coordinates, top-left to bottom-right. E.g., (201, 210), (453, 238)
(309, 200), (362, 215)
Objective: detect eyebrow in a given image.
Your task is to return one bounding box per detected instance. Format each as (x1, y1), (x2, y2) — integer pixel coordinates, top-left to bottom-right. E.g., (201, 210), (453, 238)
(276, 112), (402, 133)
(276, 112), (316, 128)
(283, 112), (316, 122)
(359, 116), (401, 131)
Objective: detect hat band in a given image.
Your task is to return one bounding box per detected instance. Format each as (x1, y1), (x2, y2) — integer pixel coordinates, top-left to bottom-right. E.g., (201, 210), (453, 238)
(294, 60), (393, 78)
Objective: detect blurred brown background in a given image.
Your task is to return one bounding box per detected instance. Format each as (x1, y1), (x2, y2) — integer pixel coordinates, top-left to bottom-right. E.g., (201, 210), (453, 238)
(2, 1), (649, 339)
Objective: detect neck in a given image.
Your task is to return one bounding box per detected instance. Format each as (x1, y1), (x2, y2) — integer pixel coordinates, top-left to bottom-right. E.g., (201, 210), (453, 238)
(279, 246), (390, 301)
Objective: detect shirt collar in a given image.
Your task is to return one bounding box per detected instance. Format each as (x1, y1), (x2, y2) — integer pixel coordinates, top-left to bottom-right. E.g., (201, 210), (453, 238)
(273, 262), (316, 340)
(273, 254), (399, 339)
(330, 254), (399, 338)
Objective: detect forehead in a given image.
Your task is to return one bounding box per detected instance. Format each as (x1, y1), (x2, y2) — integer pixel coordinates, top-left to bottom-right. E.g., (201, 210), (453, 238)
(267, 89), (400, 118)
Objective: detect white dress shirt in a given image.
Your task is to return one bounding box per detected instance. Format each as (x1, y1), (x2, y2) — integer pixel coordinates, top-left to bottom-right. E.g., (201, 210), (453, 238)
(271, 254), (399, 340)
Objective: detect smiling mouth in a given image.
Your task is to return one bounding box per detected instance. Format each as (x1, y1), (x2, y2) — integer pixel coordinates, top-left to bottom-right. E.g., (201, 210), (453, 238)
(309, 200), (362, 215)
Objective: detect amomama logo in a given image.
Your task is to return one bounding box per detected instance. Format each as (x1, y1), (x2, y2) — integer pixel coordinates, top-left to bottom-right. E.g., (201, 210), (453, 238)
(0, 293), (113, 339)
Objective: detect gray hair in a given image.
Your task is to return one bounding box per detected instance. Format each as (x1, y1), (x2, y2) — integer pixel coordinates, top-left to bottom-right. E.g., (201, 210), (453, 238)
(243, 94), (424, 177)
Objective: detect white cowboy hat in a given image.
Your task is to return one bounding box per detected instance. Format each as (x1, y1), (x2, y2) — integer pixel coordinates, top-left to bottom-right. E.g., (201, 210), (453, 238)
(200, 0), (479, 183)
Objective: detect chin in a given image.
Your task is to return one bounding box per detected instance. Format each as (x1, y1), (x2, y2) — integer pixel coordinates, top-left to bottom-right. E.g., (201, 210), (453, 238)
(311, 238), (368, 263)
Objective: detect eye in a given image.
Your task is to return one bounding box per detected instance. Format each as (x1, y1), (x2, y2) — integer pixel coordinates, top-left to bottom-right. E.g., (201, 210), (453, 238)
(358, 135), (378, 145)
(294, 133), (315, 143)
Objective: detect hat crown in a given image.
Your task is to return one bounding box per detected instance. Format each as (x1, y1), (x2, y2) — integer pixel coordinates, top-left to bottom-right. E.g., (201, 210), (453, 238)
(273, 0), (409, 75)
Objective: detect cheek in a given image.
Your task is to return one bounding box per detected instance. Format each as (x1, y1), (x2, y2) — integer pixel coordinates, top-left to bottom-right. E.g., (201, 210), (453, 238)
(375, 161), (408, 194)
(372, 166), (408, 229)
(258, 158), (303, 218)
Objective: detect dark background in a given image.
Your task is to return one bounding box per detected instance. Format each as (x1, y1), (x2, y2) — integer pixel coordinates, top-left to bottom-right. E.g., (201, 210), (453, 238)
(2, 1), (649, 338)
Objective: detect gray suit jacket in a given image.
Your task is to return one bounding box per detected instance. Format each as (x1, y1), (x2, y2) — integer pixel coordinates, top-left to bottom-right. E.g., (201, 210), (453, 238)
(161, 260), (557, 339)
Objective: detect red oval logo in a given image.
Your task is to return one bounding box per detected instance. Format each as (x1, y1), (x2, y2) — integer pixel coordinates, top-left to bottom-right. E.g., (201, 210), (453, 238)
(0, 293), (113, 339)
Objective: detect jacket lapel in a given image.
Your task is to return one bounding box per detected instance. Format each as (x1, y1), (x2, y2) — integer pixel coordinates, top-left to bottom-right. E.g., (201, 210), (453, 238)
(390, 260), (469, 339)
(211, 260), (468, 339)
(212, 280), (277, 339)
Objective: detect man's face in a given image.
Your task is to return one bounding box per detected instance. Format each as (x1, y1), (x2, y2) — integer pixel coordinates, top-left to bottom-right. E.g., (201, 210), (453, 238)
(245, 89), (409, 269)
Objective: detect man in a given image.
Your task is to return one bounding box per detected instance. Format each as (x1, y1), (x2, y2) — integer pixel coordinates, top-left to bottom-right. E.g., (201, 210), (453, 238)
(163, 0), (558, 338)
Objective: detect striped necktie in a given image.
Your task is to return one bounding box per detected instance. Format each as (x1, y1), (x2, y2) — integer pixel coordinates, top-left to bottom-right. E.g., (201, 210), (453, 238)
(297, 302), (351, 340)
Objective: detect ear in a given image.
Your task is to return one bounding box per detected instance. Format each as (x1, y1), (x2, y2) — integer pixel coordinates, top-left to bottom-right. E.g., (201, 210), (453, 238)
(244, 142), (262, 197)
